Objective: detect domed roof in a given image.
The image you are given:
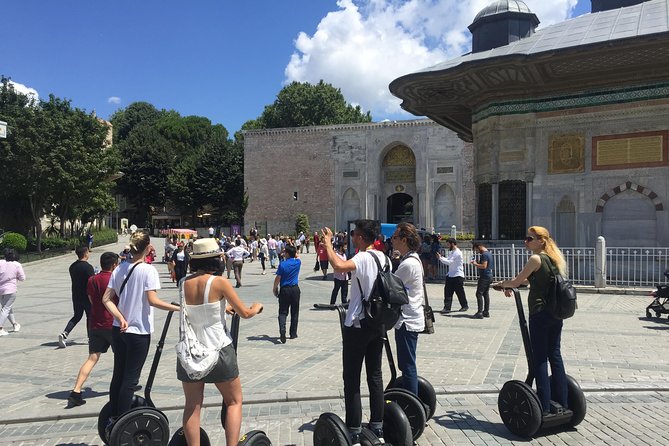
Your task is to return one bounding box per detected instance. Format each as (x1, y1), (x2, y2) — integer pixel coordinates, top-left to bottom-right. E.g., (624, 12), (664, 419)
(473, 0), (533, 23)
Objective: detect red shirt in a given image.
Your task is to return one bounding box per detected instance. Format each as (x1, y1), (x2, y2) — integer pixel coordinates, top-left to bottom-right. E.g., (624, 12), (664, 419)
(317, 244), (329, 261)
(87, 271), (116, 330)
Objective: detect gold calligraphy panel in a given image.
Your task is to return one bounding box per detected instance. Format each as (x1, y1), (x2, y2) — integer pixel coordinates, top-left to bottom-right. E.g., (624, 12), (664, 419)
(385, 170), (416, 183)
(383, 146), (416, 167)
(548, 134), (585, 174)
(593, 131), (668, 170)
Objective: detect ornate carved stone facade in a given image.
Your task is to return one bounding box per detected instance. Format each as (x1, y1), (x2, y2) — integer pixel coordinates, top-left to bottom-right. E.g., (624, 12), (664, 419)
(243, 119), (474, 236)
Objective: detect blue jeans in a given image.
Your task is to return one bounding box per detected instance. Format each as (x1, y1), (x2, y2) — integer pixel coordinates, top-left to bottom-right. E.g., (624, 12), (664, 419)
(269, 249), (278, 267)
(395, 323), (419, 396)
(529, 310), (568, 412)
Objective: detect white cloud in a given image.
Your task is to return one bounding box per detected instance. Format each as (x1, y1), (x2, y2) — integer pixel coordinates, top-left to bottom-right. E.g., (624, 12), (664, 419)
(285, 0), (578, 119)
(8, 80), (39, 102)
(107, 96), (121, 104)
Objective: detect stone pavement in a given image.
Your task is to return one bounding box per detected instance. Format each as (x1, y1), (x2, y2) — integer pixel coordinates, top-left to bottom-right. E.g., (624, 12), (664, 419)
(1, 237), (669, 445)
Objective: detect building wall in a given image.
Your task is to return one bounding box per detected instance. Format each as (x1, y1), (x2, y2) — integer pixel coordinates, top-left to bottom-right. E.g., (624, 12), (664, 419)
(244, 119), (473, 237)
(472, 95), (669, 246)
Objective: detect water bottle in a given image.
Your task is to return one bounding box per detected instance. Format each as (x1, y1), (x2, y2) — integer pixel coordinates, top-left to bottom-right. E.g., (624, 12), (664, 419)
(94, 266), (100, 274)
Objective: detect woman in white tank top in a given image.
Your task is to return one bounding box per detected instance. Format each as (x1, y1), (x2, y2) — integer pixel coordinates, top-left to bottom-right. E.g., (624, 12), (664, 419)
(179, 239), (263, 446)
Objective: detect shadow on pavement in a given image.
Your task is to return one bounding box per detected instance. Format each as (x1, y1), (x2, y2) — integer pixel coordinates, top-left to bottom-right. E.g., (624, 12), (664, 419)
(297, 418), (317, 433)
(246, 334), (283, 345)
(433, 412), (523, 441)
(41, 341), (88, 348)
(46, 386), (109, 401)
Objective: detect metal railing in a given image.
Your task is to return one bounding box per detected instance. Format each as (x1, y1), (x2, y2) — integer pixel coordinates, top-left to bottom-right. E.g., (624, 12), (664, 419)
(435, 244), (669, 288)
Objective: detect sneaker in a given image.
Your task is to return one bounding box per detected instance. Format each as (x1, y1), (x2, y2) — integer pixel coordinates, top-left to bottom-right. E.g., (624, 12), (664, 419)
(458, 306), (469, 312)
(280, 333), (286, 344)
(67, 391), (86, 407)
(440, 307), (452, 313)
(350, 432), (361, 446)
(262, 271), (266, 275)
(12, 323), (21, 332)
(473, 312), (483, 319)
(483, 312), (490, 318)
(58, 332), (67, 348)
(289, 334), (298, 339)
(0, 328), (9, 337)
(371, 427), (385, 444)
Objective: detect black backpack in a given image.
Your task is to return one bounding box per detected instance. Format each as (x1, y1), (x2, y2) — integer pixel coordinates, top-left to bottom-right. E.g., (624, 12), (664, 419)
(543, 255), (577, 320)
(358, 251), (409, 330)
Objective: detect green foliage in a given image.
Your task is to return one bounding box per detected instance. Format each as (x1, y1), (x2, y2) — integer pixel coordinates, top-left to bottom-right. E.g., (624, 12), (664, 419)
(254, 81), (372, 129)
(81, 228), (118, 248)
(0, 232), (28, 251)
(0, 80), (119, 249)
(295, 214), (310, 236)
(27, 236), (77, 251)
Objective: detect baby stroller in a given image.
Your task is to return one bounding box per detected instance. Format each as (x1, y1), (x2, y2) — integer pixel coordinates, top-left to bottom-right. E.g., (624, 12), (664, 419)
(646, 269), (669, 319)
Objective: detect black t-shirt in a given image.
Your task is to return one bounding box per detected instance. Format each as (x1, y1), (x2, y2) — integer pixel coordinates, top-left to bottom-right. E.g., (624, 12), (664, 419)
(70, 259), (94, 300)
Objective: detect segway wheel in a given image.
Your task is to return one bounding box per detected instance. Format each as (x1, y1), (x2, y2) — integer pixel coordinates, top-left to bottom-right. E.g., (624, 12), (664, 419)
(168, 427), (211, 446)
(97, 402), (113, 444)
(359, 427), (383, 446)
(313, 412), (352, 446)
(384, 388), (426, 440)
(109, 407), (170, 446)
(498, 380), (542, 438)
(98, 395), (151, 444)
(383, 400), (413, 446)
(392, 375), (437, 419)
(566, 375), (587, 427)
(239, 430), (272, 446)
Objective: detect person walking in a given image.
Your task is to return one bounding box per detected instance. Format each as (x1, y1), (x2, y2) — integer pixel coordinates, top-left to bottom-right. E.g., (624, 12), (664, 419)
(0, 248), (25, 336)
(436, 238), (468, 313)
(171, 243), (190, 287)
(273, 244), (301, 344)
(226, 239), (250, 288)
(67, 251), (118, 406)
(258, 237), (269, 275)
(329, 244), (349, 305)
(101, 231), (179, 430)
(493, 226), (569, 415)
(321, 220), (386, 444)
(471, 241), (493, 319)
(317, 240), (329, 280)
(178, 239), (263, 446)
(267, 235), (278, 269)
(59, 246), (95, 347)
(390, 223), (425, 396)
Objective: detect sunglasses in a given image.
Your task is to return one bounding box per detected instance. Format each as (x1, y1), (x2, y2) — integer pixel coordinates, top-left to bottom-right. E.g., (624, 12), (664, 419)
(525, 235), (537, 242)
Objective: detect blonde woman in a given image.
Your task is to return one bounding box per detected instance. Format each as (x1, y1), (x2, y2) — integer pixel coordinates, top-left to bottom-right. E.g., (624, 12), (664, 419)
(493, 226), (568, 415)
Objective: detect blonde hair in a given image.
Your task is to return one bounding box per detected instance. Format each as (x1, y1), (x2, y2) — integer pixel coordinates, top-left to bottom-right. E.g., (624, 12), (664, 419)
(529, 226), (568, 277)
(128, 231), (151, 256)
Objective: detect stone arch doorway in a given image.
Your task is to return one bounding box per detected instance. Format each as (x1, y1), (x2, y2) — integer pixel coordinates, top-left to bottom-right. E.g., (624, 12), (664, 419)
(342, 188), (361, 226)
(382, 145), (416, 223)
(434, 184), (456, 232)
(387, 193), (414, 223)
(602, 190), (656, 247)
(555, 196), (576, 246)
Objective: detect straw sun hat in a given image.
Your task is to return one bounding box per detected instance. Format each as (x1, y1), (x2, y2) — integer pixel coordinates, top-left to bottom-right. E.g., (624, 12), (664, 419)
(190, 238), (223, 259)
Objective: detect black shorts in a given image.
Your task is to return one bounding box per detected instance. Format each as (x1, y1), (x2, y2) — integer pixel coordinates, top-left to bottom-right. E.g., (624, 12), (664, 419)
(89, 329), (113, 354)
(177, 343), (239, 383)
(319, 260), (329, 270)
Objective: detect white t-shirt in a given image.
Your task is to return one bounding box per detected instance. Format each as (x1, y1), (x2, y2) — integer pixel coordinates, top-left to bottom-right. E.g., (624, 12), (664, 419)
(393, 253), (425, 331)
(108, 262), (161, 335)
(346, 249), (386, 327)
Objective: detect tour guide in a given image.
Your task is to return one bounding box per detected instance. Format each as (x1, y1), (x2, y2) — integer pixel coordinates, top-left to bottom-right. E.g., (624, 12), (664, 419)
(321, 220), (386, 445)
(272, 244), (301, 344)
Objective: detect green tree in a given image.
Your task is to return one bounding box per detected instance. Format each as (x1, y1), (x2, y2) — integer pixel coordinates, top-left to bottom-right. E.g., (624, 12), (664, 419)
(255, 80), (372, 128)
(295, 213), (310, 236)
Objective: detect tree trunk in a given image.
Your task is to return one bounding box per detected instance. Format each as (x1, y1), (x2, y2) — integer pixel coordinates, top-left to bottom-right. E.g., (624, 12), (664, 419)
(28, 195), (43, 252)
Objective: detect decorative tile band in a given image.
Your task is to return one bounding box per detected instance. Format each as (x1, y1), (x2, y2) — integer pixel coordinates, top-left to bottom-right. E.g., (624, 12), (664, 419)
(473, 83), (669, 123)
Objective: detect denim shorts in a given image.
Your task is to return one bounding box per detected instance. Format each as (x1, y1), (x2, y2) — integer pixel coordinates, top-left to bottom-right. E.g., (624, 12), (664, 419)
(176, 343), (239, 383)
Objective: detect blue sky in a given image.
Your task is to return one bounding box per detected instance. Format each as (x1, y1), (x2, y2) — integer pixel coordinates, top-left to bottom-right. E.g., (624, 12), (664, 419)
(2, 1), (590, 134)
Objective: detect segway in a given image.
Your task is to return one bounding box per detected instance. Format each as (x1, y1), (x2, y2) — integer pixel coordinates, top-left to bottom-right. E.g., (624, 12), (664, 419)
(170, 311), (272, 445)
(382, 336), (436, 441)
(97, 305), (211, 445)
(313, 304), (413, 446)
(496, 287), (586, 437)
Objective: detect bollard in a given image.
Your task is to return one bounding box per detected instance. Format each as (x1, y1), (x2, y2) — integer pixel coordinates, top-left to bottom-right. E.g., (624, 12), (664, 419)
(595, 236), (606, 288)
(451, 225), (457, 238)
